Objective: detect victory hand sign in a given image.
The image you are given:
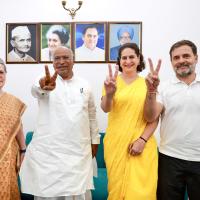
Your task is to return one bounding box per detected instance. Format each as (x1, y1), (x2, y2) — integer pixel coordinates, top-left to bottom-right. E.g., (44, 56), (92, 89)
(145, 58), (162, 93)
(39, 65), (58, 91)
(104, 64), (119, 97)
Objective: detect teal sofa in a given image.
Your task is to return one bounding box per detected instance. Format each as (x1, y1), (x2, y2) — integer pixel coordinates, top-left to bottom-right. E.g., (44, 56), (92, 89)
(92, 133), (108, 200)
(20, 132), (34, 200)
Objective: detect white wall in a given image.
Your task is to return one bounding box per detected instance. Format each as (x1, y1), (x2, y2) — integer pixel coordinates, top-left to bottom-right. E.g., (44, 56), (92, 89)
(1, 0), (200, 134)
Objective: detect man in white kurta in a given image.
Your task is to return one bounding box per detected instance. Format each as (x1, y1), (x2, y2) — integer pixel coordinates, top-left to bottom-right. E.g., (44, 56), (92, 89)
(20, 46), (100, 200)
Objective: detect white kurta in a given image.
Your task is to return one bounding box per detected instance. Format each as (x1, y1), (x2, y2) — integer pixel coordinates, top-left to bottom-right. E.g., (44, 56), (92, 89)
(20, 75), (99, 197)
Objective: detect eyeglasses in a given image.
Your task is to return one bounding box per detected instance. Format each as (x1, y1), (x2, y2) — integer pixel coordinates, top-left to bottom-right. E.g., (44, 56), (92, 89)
(120, 36), (131, 40)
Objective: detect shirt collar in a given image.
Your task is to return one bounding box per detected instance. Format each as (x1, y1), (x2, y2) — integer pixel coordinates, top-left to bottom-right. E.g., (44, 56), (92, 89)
(58, 74), (75, 82)
(171, 73), (200, 84)
(11, 49), (28, 61)
(82, 44), (97, 52)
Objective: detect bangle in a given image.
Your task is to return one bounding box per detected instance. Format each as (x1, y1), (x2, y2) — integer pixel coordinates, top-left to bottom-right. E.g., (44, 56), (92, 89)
(20, 149), (26, 154)
(139, 136), (147, 143)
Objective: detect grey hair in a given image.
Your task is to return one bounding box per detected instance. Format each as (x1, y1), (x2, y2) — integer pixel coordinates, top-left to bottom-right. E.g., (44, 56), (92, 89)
(0, 58), (7, 73)
(46, 25), (69, 45)
(52, 46), (74, 60)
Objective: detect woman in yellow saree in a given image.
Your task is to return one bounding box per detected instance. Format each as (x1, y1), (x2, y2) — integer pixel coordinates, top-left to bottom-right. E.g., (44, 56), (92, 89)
(101, 43), (158, 200)
(0, 58), (26, 200)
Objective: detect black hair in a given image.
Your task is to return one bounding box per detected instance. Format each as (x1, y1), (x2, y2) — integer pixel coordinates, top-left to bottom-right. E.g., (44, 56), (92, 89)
(82, 25), (99, 35)
(169, 40), (197, 60)
(46, 25), (70, 45)
(52, 30), (69, 45)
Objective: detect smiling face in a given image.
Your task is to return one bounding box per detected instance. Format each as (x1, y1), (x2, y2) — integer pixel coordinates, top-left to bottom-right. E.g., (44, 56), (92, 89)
(82, 28), (99, 50)
(0, 64), (6, 90)
(120, 47), (140, 75)
(53, 46), (74, 80)
(171, 45), (198, 78)
(47, 33), (62, 53)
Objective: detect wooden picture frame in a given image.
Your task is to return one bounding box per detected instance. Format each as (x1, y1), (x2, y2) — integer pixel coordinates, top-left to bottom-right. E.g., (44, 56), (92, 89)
(74, 22), (106, 63)
(6, 23), (38, 63)
(39, 23), (72, 63)
(108, 22), (142, 62)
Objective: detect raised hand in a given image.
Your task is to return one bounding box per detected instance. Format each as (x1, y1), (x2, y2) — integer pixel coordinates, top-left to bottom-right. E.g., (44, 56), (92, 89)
(104, 64), (119, 97)
(145, 58), (162, 93)
(39, 65), (58, 91)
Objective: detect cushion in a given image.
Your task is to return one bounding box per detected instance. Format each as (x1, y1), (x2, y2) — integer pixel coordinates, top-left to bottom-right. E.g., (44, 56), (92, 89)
(92, 168), (108, 200)
(25, 131), (33, 146)
(96, 133), (106, 168)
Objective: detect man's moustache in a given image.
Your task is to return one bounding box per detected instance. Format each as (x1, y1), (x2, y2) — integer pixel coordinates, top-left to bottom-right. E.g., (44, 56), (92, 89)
(176, 63), (190, 68)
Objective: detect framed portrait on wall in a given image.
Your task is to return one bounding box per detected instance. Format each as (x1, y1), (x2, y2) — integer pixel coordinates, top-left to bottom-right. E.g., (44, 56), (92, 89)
(108, 22), (142, 62)
(6, 23), (38, 63)
(74, 22), (106, 63)
(40, 23), (72, 63)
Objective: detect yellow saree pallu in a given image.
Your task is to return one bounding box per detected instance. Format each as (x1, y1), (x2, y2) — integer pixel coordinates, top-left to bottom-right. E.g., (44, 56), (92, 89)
(0, 93), (26, 200)
(104, 77), (158, 200)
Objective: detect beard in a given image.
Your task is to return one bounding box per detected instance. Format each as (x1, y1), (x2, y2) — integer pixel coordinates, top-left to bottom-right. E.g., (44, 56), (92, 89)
(174, 62), (195, 77)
